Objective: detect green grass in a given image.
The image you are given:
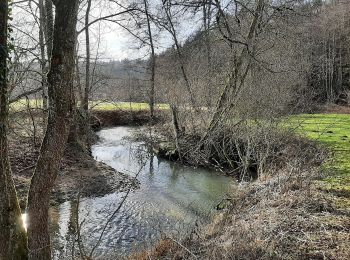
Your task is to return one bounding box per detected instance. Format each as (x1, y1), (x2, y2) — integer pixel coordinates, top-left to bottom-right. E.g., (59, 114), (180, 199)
(285, 114), (350, 195)
(9, 99), (169, 111)
(90, 101), (169, 111)
(10, 99), (44, 111)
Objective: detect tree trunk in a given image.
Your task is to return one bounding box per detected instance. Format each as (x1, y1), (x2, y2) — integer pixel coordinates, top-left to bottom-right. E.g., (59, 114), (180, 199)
(205, 0), (265, 136)
(143, 0), (156, 120)
(26, 0), (79, 259)
(0, 1), (28, 258)
(39, 0), (49, 125)
(67, 0), (93, 155)
(83, 0), (92, 113)
(44, 0), (54, 114)
(163, 2), (196, 108)
(170, 104), (182, 160)
(44, 0), (54, 59)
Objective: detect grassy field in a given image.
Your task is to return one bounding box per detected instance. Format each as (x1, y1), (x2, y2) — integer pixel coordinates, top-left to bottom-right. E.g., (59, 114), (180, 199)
(286, 114), (350, 195)
(90, 101), (169, 111)
(9, 99), (169, 111)
(9, 99), (44, 111)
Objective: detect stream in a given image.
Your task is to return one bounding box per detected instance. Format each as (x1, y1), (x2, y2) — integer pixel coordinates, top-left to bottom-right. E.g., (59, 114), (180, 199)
(51, 126), (233, 259)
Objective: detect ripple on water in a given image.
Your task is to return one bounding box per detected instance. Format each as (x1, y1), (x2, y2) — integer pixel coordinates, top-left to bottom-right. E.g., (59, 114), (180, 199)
(51, 126), (233, 258)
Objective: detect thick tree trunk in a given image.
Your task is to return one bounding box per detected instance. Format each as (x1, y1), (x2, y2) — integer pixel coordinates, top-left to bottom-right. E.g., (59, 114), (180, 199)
(0, 5), (12, 258)
(44, 0), (54, 58)
(66, 0), (94, 154)
(43, 0), (54, 119)
(0, 1), (28, 258)
(39, 0), (48, 125)
(26, 0), (79, 259)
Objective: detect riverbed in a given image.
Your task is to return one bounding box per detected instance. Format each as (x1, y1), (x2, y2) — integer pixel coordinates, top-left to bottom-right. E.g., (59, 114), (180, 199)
(51, 126), (233, 259)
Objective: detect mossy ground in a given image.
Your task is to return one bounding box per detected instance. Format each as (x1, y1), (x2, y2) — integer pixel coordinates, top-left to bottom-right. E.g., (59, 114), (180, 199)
(286, 113), (350, 199)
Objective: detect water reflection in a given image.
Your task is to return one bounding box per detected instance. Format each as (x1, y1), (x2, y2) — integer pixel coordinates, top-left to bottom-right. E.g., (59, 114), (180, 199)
(52, 127), (233, 258)
(22, 213), (28, 231)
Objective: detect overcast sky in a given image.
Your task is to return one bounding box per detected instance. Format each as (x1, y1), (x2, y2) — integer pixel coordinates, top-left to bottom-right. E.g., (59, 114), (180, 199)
(13, 0), (201, 61)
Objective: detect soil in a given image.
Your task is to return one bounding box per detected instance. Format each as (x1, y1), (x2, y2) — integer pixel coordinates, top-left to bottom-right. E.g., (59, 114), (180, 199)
(8, 109), (165, 210)
(9, 130), (139, 210)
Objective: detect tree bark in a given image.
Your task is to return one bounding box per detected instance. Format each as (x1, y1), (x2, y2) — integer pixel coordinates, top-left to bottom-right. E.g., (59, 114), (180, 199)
(44, 0), (54, 59)
(26, 0), (79, 259)
(0, 1), (28, 258)
(67, 0), (93, 155)
(83, 0), (92, 112)
(143, 0), (156, 120)
(44, 0), (54, 114)
(39, 0), (49, 125)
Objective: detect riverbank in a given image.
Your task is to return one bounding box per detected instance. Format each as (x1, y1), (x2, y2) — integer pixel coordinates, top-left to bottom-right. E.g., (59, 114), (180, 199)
(9, 108), (350, 259)
(9, 111), (143, 210)
(132, 112), (350, 259)
(10, 107), (168, 209)
(10, 136), (139, 210)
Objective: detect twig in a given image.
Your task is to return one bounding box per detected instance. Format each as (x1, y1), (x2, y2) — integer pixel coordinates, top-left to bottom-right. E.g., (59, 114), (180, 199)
(17, 164), (35, 173)
(167, 237), (198, 259)
(88, 162), (146, 258)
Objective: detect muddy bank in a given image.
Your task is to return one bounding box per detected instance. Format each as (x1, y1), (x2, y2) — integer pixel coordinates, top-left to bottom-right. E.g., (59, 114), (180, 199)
(9, 109), (168, 210)
(9, 132), (139, 210)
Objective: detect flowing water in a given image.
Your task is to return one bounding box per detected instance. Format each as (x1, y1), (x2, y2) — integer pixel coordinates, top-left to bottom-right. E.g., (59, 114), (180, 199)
(51, 126), (233, 259)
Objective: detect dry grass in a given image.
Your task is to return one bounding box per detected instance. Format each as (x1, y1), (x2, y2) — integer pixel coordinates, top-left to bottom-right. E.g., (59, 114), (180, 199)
(138, 167), (349, 259)
(129, 239), (177, 260)
(133, 123), (350, 260)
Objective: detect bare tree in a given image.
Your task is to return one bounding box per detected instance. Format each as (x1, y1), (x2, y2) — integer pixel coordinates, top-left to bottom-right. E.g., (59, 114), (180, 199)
(83, 0), (92, 113)
(161, 1), (196, 108)
(204, 0), (265, 137)
(0, 1), (27, 258)
(39, 0), (49, 123)
(26, 0), (79, 259)
(143, 0), (156, 120)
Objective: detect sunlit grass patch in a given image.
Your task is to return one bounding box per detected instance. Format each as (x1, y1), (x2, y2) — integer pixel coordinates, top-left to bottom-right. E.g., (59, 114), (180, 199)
(9, 99), (44, 111)
(285, 113), (350, 198)
(9, 99), (169, 111)
(90, 101), (169, 111)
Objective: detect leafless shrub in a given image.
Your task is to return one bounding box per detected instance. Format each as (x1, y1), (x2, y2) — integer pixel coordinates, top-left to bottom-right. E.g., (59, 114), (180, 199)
(155, 119), (326, 183)
(144, 150), (349, 260)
